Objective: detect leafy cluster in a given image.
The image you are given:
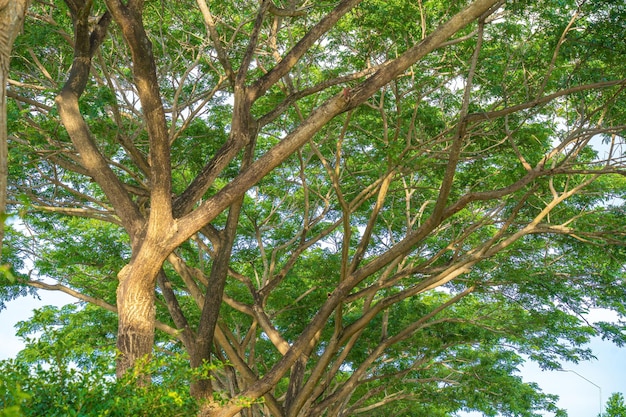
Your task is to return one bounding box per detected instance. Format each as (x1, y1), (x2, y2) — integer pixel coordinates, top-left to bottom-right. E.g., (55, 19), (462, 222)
(1, 0), (626, 416)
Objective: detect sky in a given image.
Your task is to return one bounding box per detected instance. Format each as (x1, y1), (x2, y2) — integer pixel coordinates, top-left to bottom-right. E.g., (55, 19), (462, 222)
(1, 291), (625, 417)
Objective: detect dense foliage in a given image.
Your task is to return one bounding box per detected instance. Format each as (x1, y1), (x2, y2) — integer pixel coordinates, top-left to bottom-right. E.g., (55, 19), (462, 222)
(602, 393), (626, 417)
(1, 0), (626, 416)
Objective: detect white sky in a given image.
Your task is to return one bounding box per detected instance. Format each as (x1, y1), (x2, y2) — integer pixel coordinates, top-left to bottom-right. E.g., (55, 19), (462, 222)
(1, 291), (624, 416)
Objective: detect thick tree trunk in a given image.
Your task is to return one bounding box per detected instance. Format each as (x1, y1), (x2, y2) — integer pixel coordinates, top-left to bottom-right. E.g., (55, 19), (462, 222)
(102, 0), (176, 379)
(115, 242), (169, 379)
(0, 0), (29, 259)
(116, 269), (156, 379)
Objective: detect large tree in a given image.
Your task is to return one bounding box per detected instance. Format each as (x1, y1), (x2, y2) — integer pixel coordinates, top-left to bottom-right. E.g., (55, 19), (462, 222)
(2, 0), (626, 416)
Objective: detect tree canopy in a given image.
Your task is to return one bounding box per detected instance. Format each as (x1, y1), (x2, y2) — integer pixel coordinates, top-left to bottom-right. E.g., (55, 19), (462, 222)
(1, 0), (626, 416)
(603, 393), (626, 417)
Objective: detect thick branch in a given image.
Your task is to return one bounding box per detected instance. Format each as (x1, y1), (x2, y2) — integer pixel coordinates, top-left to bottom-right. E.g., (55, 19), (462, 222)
(55, 6), (143, 237)
(104, 0), (173, 232)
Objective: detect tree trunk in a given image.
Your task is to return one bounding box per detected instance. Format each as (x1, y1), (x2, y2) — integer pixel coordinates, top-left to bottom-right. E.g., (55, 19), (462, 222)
(116, 272), (156, 379)
(115, 242), (168, 379)
(0, 0), (29, 259)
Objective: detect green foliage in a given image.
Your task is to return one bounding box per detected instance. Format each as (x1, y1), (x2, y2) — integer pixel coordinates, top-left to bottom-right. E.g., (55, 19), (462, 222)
(602, 393), (626, 417)
(0, 352), (198, 417)
(3, 0), (626, 416)
(0, 380), (29, 417)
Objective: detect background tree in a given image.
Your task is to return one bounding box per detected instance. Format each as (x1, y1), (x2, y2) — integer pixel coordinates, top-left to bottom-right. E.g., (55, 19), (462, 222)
(0, 0), (29, 258)
(602, 393), (626, 417)
(2, 0), (626, 416)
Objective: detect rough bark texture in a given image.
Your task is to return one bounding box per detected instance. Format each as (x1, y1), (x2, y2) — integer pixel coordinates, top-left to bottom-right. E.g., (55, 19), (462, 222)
(115, 250), (164, 380)
(0, 0), (29, 259)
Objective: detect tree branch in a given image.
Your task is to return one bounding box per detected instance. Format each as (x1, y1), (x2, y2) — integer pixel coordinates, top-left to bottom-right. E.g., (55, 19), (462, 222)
(25, 279), (180, 338)
(251, 0), (363, 100)
(55, 3), (144, 237)
(104, 0), (173, 234)
(465, 79), (626, 124)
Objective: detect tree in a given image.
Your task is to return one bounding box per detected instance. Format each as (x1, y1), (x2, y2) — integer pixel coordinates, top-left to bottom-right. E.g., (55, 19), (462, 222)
(2, 0), (626, 416)
(603, 393), (626, 417)
(0, 0), (29, 259)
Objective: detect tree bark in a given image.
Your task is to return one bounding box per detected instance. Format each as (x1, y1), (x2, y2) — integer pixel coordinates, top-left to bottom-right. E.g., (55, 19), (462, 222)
(190, 134), (256, 401)
(115, 245), (165, 379)
(103, 0), (177, 377)
(0, 0), (29, 259)
(116, 270), (156, 380)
